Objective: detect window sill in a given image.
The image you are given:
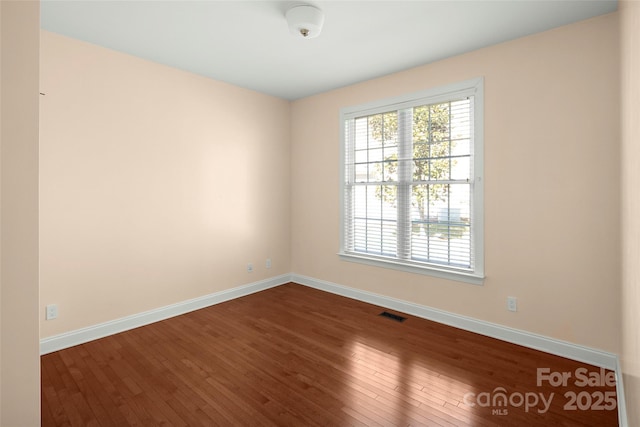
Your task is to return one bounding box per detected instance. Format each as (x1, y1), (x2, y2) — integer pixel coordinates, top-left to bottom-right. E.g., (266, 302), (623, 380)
(338, 252), (484, 285)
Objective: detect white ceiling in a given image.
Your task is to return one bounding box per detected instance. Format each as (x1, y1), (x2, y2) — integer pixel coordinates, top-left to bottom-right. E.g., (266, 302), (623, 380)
(41, 0), (617, 100)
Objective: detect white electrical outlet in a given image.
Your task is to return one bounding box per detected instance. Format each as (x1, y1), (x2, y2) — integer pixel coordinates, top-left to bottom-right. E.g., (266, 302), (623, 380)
(507, 296), (517, 312)
(266, 258), (272, 269)
(247, 263), (253, 273)
(45, 304), (58, 320)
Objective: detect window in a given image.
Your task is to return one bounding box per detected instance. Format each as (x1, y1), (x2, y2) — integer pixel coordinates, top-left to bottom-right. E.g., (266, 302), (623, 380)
(339, 78), (484, 284)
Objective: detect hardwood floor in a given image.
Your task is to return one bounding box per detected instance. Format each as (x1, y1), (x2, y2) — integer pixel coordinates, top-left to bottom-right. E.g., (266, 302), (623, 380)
(41, 283), (618, 426)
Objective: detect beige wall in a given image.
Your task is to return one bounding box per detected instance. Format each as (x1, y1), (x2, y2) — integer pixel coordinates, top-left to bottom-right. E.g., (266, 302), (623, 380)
(39, 31), (291, 337)
(0, 1), (41, 424)
(32, 6), (640, 426)
(15, 5), (638, 425)
(291, 13), (621, 353)
(40, 9), (632, 422)
(620, 1), (640, 425)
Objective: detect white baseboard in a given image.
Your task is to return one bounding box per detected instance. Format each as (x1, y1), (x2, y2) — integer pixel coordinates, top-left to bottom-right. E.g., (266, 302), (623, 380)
(616, 357), (629, 427)
(291, 273), (626, 426)
(39, 272), (627, 426)
(291, 274), (618, 370)
(39, 274), (291, 355)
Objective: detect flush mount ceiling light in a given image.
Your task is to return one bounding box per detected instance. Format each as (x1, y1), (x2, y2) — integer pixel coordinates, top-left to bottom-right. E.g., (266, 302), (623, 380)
(285, 4), (324, 39)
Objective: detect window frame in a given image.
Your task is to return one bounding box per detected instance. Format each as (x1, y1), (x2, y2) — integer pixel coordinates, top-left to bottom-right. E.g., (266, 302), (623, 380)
(338, 77), (484, 285)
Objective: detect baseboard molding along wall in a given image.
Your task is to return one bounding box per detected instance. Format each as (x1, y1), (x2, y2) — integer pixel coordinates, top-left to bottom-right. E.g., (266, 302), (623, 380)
(290, 273), (627, 427)
(39, 274), (291, 355)
(291, 274), (618, 369)
(39, 272), (627, 426)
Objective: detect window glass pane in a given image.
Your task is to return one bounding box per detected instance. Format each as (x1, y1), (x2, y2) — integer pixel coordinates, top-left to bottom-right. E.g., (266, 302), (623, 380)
(451, 156), (470, 181)
(412, 142), (428, 159)
(355, 149), (367, 163)
(380, 185), (397, 220)
(413, 159), (429, 182)
(409, 182), (471, 267)
(451, 138), (470, 157)
(382, 147), (398, 182)
(367, 115), (383, 149)
(429, 103), (450, 143)
(368, 163), (383, 182)
(382, 112), (398, 147)
(369, 148), (383, 162)
(449, 184), (471, 225)
(367, 185), (381, 219)
(429, 156), (450, 181)
(413, 106), (429, 143)
(451, 99), (471, 138)
(413, 184), (431, 220)
(355, 164), (368, 182)
(383, 145), (398, 158)
(427, 183), (447, 206)
(430, 140), (450, 158)
(354, 117), (368, 150)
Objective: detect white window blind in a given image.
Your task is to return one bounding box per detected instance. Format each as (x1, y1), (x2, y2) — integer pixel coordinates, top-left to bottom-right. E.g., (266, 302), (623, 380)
(340, 78), (484, 284)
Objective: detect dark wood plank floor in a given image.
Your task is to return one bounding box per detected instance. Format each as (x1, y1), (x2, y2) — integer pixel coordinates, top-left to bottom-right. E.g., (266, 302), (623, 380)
(41, 282), (618, 426)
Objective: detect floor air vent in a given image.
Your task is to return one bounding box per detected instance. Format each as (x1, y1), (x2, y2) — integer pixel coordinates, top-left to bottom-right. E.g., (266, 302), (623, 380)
(379, 311), (407, 322)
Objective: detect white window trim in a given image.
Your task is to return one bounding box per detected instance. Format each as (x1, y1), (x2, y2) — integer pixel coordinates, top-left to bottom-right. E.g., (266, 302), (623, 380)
(338, 77), (484, 285)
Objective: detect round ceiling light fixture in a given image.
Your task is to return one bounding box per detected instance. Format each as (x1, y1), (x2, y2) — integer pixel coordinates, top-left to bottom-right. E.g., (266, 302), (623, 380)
(285, 4), (324, 39)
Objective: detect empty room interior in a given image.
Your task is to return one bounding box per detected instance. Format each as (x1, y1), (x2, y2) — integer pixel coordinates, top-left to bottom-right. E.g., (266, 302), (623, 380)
(1, 0), (640, 425)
